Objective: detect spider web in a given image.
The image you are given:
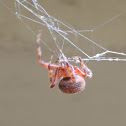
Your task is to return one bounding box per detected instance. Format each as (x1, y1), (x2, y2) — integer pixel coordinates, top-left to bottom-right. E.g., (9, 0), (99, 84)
(1, 0), (126, 62)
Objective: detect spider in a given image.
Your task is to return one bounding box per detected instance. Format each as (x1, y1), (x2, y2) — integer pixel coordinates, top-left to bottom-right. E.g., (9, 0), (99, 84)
(36, 32), (92, 94)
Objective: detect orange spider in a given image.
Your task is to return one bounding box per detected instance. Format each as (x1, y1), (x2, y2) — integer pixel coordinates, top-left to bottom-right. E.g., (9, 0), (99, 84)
(36, 32), (92, 94)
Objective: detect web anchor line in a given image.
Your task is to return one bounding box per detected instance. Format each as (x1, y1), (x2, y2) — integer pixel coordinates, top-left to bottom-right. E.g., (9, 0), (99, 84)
(13, 0), (126, 62)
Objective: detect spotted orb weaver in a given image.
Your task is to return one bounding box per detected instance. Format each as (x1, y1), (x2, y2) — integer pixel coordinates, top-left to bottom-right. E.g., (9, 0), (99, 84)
(36, 32), (92, 94)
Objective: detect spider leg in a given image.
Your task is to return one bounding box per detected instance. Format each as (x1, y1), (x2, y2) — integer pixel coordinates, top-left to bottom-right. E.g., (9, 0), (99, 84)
(36, 31), (58, 69)
(66, 63), (76, 83)
(59, 49), (68, 62)
(48, 67), (59, 88)
(78, 57), (92, 78)
(69, 56), (85, 70)
(58, 51), (77, 83)
(70, 56), (92, 78)
(70, 65), (76, 83)
(56, 63), (76, 84)
(69, 56), (83, 68)
(48, 51), (60, 88)
(74, 66), (86, 77)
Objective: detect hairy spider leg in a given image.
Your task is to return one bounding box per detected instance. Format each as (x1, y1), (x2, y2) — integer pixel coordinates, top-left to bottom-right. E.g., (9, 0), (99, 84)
(78, 57), (92, 78)
(70, 65), (76, 83)
(74, 66), (86, 77)
(59, 50), (76, 83)
(36, 31), (58, 69)
(70, 56), (92, 78)
(48, 51), (60, 88)
(78, 57), (87, 77)
(55, 50), (76, 83)
(59, 49), (68, 62)
(48, 67), (59, 88)
(69, 56), (84, 69)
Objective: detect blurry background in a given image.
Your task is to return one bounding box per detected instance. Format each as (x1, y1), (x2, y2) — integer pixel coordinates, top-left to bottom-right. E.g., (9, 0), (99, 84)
(0, 0), (126, 126)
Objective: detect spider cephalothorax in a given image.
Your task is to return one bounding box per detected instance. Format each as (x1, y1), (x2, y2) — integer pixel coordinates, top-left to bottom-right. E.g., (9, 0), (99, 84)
(36, 32), (92, 94)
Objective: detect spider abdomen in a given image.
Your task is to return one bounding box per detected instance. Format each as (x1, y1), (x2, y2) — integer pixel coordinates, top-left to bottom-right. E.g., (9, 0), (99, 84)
(59, 75), (86, 94)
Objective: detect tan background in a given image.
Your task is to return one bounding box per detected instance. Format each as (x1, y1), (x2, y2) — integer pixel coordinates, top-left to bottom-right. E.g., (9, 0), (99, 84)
(0, 0), (126, 126)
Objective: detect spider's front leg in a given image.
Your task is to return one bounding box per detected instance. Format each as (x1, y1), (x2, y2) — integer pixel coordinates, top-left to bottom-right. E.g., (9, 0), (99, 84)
(78, 57), (92, 78)
(70, 56), (92, 78)
(36, 31), (60, 88)
(36, 31), (58, 69)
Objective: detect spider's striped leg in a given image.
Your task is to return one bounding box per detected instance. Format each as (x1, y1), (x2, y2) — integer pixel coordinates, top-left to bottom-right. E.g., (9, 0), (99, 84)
(70, 56), (92, 78)
(69, 56), (85, 71)
(70, 66), (76, 83)
(66, 63), (76, 83)
(78, 57), (87, 76)
(36, 31), (58, 69)
(74, 66), (86, 77)
(36, 31), (48, 68)
(58, 51), (76, 83)
(48, 66), (59, 88)
(69, 56), (84, 69)
(59, 49), (68, 62)
(78, 57), (92, 78)
(48, 52), (59, 88)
